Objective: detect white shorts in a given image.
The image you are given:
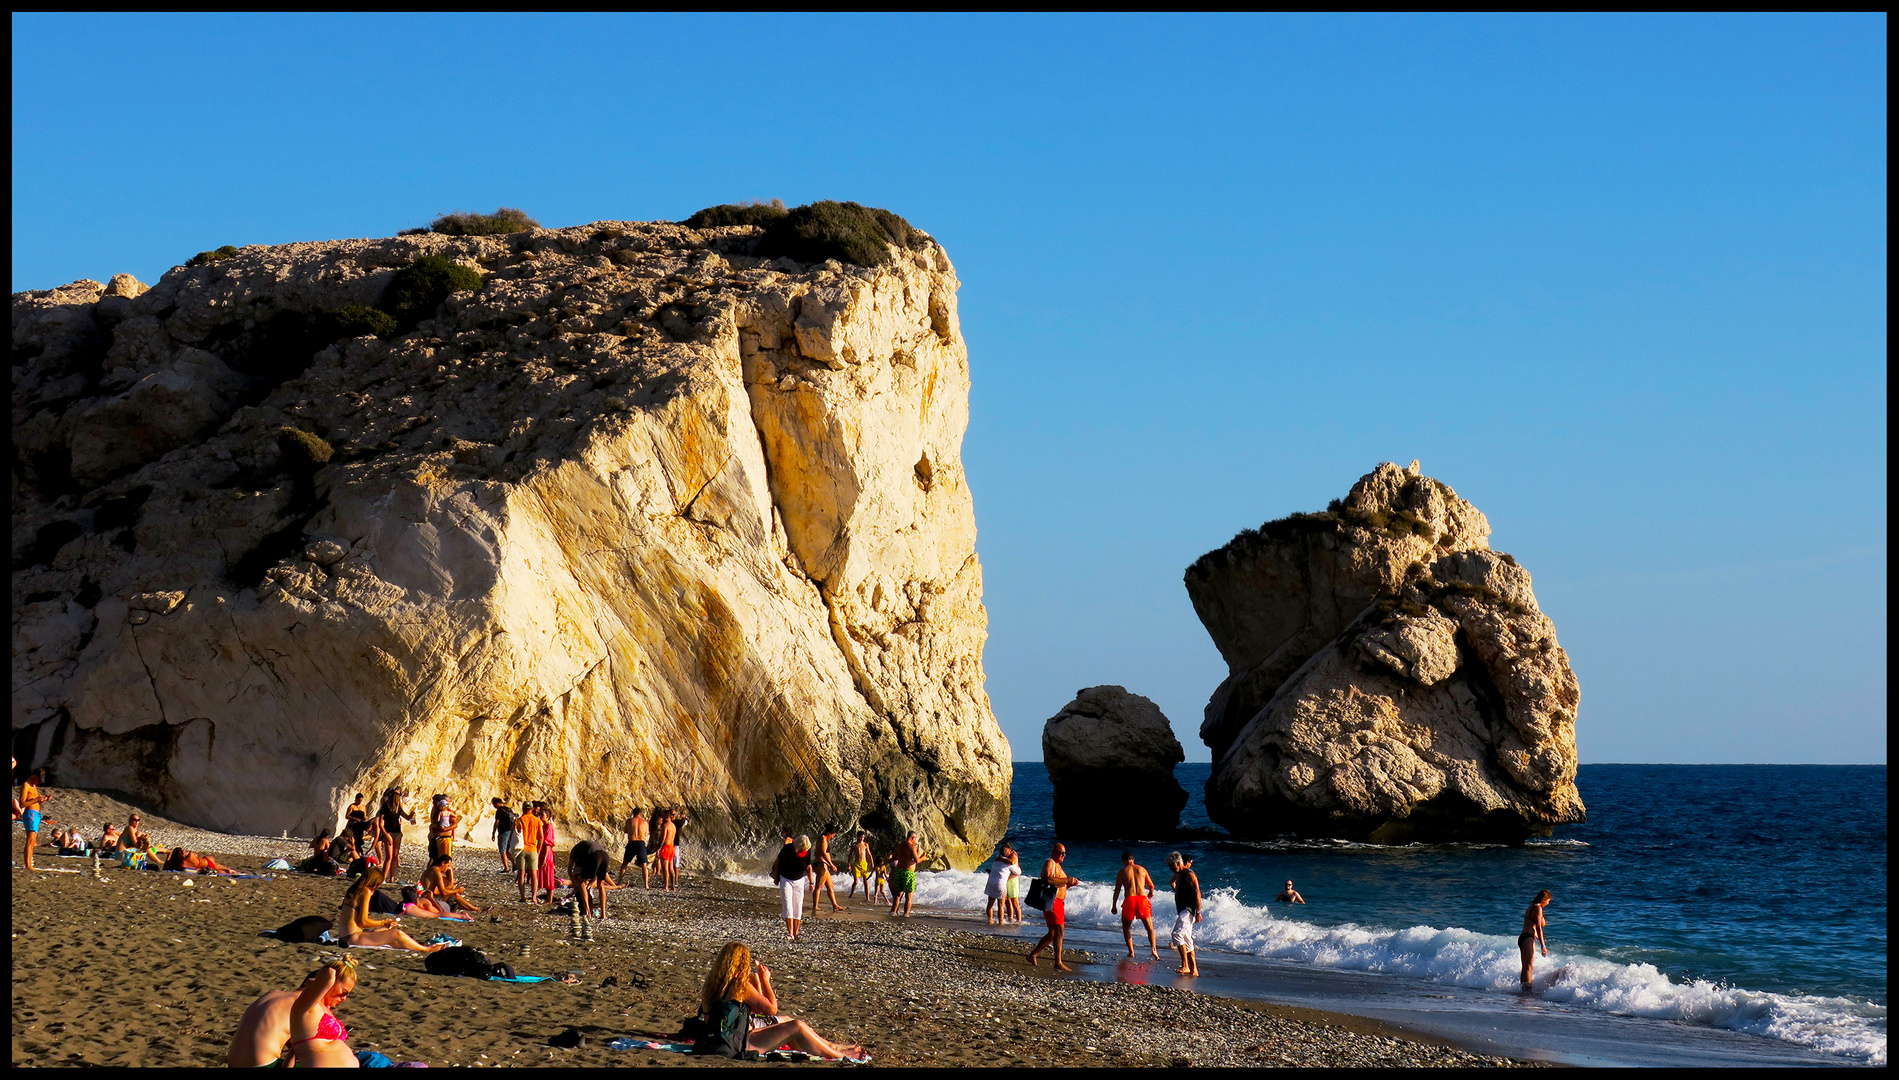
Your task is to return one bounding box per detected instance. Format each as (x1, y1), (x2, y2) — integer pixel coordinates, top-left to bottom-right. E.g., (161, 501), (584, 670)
(780, 879), (807, 919)
(1171, 910), (1197, 950)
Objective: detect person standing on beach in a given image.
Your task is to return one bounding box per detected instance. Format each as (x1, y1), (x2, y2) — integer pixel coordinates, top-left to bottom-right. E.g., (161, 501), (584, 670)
(490, 798), (516, 872)
(1003, 846), (1026, 923)
(1112, 851), (1160, 960)
(535, 802), (559, 904)
(846, 831), (874, 898)
(1167, 852), (1202, 976)
(513, 802), (543, 902)
(17, 770), (46, 872)
(618, 805), (650, 887)
(1519, 889), (1552, 990)
(429, 795), (460, 860)
(672, 811), (692, 888)
(380, 789), (415, 877)
(984, 843), (1021, 925)
(809, 826), (845, 914)
(772, 831), (813, 940)
(655, 809), (680, 892)
(888, 830), (924, 917)
(345, 793), (369, 856)
(1276, 880), (1306, 904)
(1027, 842), (1082, 970)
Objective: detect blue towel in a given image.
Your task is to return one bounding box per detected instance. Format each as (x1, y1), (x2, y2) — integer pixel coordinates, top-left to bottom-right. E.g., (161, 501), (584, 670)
(487, 975), (552, 983)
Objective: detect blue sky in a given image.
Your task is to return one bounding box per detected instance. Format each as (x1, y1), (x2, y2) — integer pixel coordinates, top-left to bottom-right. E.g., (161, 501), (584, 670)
(13, 14), (1886, 763)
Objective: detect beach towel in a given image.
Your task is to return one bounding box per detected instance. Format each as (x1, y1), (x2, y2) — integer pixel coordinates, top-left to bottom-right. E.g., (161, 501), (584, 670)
(265, 858), (295, 870)
(606, 1037), (870, 1064)
(488, 975), (552, 983)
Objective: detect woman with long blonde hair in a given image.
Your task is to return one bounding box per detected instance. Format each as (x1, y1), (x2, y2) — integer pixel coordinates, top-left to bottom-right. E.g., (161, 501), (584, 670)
(338, 865), (449, 953)
(695, 942), (865, 1060)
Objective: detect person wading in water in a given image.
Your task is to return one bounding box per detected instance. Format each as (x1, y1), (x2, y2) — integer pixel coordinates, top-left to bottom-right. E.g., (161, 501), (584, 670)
(1519, 889), (1552, 990)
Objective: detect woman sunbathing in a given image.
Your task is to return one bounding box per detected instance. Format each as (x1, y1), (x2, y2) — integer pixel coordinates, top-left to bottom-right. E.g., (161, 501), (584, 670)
(698, 941), (864, 1060)
(228, 957), (358, 1067)
(163, 847), (240, 874)
(338, 866), (448, 953)
(418, 853), (484, 912)
(400, 884), (471, 921)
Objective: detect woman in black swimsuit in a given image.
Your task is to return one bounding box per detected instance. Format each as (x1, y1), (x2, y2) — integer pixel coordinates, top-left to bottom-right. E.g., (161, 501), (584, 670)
(345, 793), (369, 852)
(1519, 889), (1551, 990)
(380, 788), (415, 877)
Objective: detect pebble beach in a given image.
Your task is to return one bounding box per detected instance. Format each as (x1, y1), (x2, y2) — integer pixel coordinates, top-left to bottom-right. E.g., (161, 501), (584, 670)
(10, 789), (1541, 1068)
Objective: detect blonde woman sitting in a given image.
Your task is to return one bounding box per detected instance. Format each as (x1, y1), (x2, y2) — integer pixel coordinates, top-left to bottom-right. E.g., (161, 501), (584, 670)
(339, 865), (448, 953)
(695, 941), (864, 1060)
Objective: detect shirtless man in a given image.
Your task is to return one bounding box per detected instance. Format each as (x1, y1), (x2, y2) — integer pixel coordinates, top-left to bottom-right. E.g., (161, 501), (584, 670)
(654, 809), (680, 892)
(846, 831), (874, 898)
(1111, 850), (1160, 960)
(17, 770), (46, 871)
(809, 826), (845, 914)
(1027, 842), (1082, 970)
(1276, 879), (1306, 904)
(888, 830), (924, 917)
(420, 853), (483, 912)
(1519, 889), (1552, 990)
(618, 805), (650, 887)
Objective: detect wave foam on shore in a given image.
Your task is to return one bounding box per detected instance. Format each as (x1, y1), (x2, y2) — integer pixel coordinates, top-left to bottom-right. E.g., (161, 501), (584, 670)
(730, 869), (1885, 1065)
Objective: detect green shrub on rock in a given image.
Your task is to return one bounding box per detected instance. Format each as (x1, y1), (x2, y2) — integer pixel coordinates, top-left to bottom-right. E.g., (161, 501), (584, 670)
(429, 208), (539, 236)
(685, 200), (788, 229)
(754, 201), (926, 268)
(186, 245), (240, 267)
(379, 255), (484, 328)
(276, 427), (334, 472)
(319, 304), (397, 340)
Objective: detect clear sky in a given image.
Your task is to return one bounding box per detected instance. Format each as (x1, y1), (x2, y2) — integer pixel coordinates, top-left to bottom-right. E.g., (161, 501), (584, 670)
(13, 14), (1886, 764)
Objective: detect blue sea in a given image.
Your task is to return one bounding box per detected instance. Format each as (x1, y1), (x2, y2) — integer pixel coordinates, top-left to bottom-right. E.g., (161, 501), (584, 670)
(839, 764), (1887, 1066)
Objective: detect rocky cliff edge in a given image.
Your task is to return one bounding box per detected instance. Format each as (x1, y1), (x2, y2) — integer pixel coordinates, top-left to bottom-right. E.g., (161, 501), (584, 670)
(12, 219), (1010, 867)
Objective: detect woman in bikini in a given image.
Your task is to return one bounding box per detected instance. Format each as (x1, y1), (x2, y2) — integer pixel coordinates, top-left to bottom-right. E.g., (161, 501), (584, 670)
(699, 942), (865, 1060)
(338, 865), (448, 953)
(379, 788), (416, 877)
(1519, 889), (1552, 990)
(164, 847), (240, 874)
(227, 957), (358, 1067)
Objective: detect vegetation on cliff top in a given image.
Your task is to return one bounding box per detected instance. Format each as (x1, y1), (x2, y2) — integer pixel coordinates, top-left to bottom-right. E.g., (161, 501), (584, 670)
(687, 199), (928, 269)
(423, 207), (540, 236)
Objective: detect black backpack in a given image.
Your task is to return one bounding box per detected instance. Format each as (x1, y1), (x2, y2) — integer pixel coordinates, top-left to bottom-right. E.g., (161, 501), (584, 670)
(272, 915), (333, 943)
(690, 999), (751, 1057)
(426, 945), (499, 979)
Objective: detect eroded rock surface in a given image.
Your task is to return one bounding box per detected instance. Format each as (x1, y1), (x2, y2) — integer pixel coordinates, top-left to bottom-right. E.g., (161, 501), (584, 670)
(12, 220), (1009, 867)
(1043, 686), (1187, 840)
(1185, 463), (1582, 843)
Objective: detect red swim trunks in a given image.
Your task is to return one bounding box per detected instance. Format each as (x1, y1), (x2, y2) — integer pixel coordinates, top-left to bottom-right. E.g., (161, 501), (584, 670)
(1124, 895), (1152, 921)
(1045, 897), (1065, 927)
(658, 844), (676, 862)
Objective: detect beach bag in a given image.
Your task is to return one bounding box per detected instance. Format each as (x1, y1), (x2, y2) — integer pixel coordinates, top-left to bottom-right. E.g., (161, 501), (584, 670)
(1024, 876), (1052, 911)
(691, 999), (751, 1058)
(264, 857), (294, 871)
(426, 944), (500, 979)
(273, 915), (333, 943)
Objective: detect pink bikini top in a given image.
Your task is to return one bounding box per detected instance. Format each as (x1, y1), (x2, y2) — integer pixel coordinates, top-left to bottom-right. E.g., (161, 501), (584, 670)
(289, 1011), (349, 1046)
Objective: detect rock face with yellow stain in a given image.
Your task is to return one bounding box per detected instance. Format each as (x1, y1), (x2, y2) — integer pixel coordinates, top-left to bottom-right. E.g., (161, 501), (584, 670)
(1185, 463), (1583, 844)
(11, 220), (1009, 867)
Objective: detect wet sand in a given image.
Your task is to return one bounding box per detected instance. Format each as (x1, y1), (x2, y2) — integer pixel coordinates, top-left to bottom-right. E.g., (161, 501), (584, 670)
(10, 793), (1541, 1067)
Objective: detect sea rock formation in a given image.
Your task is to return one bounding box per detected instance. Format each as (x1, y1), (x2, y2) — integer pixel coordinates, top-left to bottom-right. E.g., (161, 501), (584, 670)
(11, 217), (1009, 867)
(1042, 686), (1188, 840)
(1184, 463), (1583, 843)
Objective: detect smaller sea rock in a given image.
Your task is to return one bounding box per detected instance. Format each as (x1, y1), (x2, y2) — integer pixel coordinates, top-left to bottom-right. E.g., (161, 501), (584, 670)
(1043, 686), (1189, 840)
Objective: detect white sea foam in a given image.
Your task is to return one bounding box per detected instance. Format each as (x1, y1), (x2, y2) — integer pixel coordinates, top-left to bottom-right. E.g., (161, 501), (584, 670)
(728, 869), (1885, 1065)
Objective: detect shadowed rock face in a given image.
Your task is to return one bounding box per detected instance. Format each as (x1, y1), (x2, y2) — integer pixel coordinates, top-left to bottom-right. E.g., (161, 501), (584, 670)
(1184, 463), (1583, 844)
(1042, 686), (1188, 841)
(12, 221), (1009, 868)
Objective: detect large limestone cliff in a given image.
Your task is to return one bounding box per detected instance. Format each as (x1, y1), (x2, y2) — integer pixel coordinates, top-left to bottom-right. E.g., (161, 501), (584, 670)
(12, 220), (1010, 867)
(1184, 463), (1582, 843)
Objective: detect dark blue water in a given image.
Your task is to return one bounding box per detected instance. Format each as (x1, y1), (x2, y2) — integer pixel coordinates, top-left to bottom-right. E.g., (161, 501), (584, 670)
(972, 763), (1886, 1065)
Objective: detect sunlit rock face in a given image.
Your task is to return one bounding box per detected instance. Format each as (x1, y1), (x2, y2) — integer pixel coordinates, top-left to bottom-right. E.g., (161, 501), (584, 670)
(1185, 463), (1583, 844)
(11, 220), (1009, 868)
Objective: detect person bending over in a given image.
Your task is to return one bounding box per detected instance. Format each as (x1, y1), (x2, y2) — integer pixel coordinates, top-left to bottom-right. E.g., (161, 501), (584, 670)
(697, 941), (864, 1060)
(338, 866), (448, 953)
(228, 957), (359, 1067)
(568, 839), (613, 919)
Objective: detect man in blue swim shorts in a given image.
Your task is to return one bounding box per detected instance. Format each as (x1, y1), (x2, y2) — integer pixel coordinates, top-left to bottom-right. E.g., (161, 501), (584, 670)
(18, 768), (47, 872)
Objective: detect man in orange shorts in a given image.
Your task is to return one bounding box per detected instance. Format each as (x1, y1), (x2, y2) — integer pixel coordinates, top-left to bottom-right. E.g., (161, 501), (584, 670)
(1112, 850), (1160, 960)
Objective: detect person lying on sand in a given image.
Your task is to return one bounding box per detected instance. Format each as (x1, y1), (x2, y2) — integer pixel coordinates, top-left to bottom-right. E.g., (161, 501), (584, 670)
(339, 866), (449, 953)
(399, 884), (469, 921)
(228, 956), (358, 1067)
(164, 847), (239, 874)
(698, 941), (865, 1060)
(419, 853), (484, 913)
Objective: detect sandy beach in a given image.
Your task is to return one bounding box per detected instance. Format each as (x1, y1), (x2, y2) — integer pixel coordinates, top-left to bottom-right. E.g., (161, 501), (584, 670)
(10, 789), (1539, 1068)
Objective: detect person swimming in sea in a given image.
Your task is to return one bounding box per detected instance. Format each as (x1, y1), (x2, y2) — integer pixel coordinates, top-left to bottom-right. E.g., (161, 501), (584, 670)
(1519, 889), (1551, 990)
(1276, 879), (1306, 904)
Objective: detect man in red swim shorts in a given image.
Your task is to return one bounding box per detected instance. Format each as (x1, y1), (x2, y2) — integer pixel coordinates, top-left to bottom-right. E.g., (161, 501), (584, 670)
(1027, 842), (1082, 971)
(1112, 850), (1160, 960)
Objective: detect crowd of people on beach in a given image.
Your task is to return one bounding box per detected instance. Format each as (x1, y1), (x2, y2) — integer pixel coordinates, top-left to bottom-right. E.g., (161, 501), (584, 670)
(15, 760), (1559, 1065)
